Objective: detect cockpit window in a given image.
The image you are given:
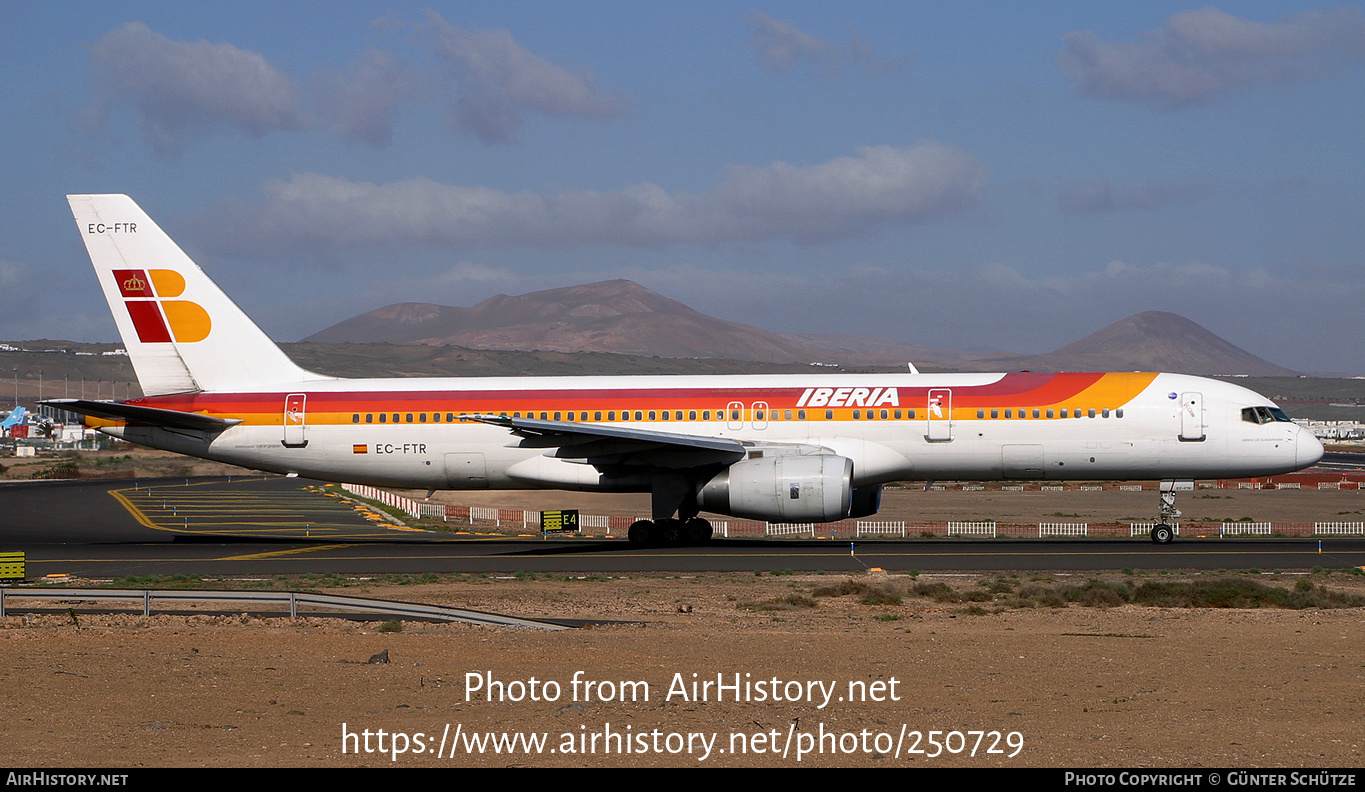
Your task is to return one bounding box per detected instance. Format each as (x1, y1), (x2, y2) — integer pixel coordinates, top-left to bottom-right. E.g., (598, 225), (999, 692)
(1242, 406), (1290, 424)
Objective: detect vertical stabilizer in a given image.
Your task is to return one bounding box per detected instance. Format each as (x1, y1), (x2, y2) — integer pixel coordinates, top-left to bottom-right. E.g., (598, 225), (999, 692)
(67, 195), (328, 395)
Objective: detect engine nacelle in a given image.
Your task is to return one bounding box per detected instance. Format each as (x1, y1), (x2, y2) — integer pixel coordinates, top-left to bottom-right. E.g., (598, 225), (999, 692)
(699, 455), (854, 522)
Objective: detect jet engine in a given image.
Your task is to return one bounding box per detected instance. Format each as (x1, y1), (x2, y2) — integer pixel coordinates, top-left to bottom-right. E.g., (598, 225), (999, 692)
(699, 454), (876, 522)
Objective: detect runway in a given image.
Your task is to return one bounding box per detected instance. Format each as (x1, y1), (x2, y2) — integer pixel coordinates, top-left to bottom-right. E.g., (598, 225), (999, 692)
(2, 476), (1363, 578)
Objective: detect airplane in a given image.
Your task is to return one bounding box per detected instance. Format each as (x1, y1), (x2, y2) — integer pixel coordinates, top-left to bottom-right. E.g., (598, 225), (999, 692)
(0, 405), (26, 434)
(45, 194), (1324, 546)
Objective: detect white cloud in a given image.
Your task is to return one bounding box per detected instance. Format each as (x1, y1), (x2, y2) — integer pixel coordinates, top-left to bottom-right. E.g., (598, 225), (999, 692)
(87, 22), (306, 155)
(1058, 175), (1215, 213)
(197, 142), (986, 254)
(1057, 6), (1365, 106)
(85, 18), (629, 152)
(313, 49), (419, 147)
(421, 11), (629, 142)
(745, 12), (909, 76)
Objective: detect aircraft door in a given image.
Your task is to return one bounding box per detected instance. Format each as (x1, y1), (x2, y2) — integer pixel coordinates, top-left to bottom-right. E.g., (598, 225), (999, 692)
(926, 388), (952, 441)
(1002, 444), (1044, 479)
(727, 401), (744, 430)
(282, 393), (308, 448)
(1179, 392), (1205, 441)
(444, 453), (488, 488)
(751, 401), (768, 430)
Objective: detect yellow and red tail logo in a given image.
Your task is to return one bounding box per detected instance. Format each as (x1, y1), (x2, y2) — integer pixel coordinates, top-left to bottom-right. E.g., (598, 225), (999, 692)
(113, 269), (211, 343)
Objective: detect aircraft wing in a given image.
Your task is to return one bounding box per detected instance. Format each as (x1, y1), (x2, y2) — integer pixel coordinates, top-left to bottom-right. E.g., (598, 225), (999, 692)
(463, 414), (748, 469)
(41, 399), (242, 433)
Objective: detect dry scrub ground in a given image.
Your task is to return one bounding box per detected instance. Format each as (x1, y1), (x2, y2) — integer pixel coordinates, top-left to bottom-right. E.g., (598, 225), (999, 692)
(1, 571), (1362, 768)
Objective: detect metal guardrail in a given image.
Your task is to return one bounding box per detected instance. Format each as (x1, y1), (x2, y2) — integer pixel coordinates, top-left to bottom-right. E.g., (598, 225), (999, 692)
(0, 588), (568, 630)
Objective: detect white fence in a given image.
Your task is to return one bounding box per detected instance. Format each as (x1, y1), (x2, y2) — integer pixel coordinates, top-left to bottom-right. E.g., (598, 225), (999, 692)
(341, 483), (428, 520)
(766, 523), (816, 538)
(947, 521), (996, 537)
(855, 521), (907, 538)
(1222, 522), (1273, 535)
(1314, 522), (1365, 535)
(1039, 522), (1087, 537)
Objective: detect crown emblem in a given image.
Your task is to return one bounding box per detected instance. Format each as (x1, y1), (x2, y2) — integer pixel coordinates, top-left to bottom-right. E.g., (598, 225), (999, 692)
(122, 273), (146, 292)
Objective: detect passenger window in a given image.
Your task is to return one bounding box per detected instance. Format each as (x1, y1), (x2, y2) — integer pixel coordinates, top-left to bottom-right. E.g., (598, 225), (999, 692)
(379, 414), (387, 423)
(702, 410), (710, 421)
(908, 409), (915, 420)
(365, 414), (373, 423)
(1088, 409), (1096, 418)
(880, 409), (888, 420)
(1032, 409), (1040, 418)
(991, 409), (999, 419)
(1102, 408), (1110, 418)
(635, 411), (643, 421)
(1115, 408), (1124, 418)
(420, 413), (428, 422)
(853, 410), (861, 419)
(1046, 409), (1054, 419)
(689, 410), (697, 420)
(894, 409), (901, 419)
(976, 409), (984, 419)
(352, 414), (359, 423)
(661, 411), (669, 421)
(594, 411), (602, 421)
(825, 410), (833, 420)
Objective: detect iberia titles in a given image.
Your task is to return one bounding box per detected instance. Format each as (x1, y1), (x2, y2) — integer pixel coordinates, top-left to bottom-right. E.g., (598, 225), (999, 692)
(795, 387), (900, 408)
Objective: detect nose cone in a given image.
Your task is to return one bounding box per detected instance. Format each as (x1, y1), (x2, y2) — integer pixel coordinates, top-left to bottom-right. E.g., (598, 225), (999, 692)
(1296, 427), (1325, 469)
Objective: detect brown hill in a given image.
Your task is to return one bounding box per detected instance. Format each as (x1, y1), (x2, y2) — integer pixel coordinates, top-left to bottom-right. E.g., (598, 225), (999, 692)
(306, 282), (1295, 375)
(963, 311), (1298, 376)
(309, 280), (846, 364)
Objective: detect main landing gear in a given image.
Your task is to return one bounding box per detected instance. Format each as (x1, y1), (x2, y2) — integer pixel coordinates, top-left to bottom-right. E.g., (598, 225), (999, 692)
(627, 517), (714, 547)
(626, 472), (715, 546)
(1150, 479), (1190, 545)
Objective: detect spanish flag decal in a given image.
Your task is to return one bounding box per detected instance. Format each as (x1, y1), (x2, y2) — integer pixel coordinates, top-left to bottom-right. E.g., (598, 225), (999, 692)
(353, 444), (368, 454)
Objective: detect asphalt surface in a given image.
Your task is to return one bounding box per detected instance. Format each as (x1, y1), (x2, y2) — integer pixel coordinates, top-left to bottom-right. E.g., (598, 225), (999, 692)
(2, 476), (1363, 578)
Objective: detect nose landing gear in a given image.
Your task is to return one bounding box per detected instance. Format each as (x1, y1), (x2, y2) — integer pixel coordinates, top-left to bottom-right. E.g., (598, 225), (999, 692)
(1150, 479), (1191, 544)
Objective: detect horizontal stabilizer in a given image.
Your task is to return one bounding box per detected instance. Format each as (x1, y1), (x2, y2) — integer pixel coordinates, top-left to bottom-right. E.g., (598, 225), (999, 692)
(41, 399), (242, 433)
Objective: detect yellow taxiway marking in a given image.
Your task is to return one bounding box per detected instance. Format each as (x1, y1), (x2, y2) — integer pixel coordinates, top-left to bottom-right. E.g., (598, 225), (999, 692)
(219, 544), (360, 561)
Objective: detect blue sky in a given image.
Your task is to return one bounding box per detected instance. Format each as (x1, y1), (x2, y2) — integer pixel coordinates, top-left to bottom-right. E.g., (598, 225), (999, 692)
(2, 2), (1363, 373)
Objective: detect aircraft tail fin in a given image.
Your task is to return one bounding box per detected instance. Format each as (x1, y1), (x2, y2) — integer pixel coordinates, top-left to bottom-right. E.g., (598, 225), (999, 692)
(67, 195), (329, 396)
(1, 405), (25, 430)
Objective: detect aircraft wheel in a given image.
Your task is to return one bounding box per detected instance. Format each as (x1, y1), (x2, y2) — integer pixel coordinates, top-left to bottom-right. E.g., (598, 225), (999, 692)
(685, 517), (713, 544)
(660, 519), (685, 546)
(1150, 524), (1174, 545)
(627, 520), (655, 546)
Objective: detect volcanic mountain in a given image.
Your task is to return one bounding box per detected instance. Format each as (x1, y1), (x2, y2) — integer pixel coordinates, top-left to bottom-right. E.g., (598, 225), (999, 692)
(305, 280), (960, 365)
(307, 282), (1297, 375)
(963, 311), (1298, 376)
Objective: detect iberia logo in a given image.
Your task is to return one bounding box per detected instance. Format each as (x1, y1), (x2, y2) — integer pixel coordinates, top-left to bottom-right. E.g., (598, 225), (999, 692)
(113, 269), (211, 343)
